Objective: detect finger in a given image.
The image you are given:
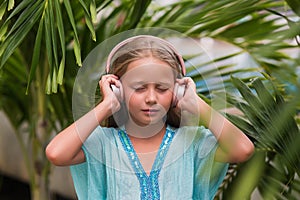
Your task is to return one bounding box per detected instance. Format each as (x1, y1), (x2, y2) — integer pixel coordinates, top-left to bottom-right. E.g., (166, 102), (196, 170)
(100, 75), (120, 86)
(99, 76), (123, 99)
(100, 74), (118, 82)
(176, 77), (195, 90)
(176, 78), (185, 85)
(183, 77), (193, 84)
(183, 77), (196, 91)
(113, 79), (122, 88)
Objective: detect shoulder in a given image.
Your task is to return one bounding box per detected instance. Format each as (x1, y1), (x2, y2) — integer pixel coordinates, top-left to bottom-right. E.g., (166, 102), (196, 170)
(171, 125), (218, 158)
(171, 125), (216, 141)
(82, 126), (118, 155)
(86, 126), (118, 142)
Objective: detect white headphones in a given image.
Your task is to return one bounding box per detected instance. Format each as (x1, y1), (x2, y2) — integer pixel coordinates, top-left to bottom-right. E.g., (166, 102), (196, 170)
(106, 35), (186, 106)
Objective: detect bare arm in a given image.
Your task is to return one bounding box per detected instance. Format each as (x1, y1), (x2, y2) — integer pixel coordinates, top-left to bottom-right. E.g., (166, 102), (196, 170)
(46, 75), (121, 166)
(176, 78), (254, 163)
(197, 97), (254, 163)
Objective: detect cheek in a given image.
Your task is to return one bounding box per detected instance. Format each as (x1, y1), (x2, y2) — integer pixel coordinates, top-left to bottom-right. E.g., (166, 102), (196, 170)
(163, 93), (173, 106)
(124, 91), (140, 108)
(156, 90), (173, 106)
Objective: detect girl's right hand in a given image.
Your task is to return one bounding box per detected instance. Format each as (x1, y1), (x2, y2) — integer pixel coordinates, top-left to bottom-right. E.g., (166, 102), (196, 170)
(46, 74), (123, 166)
(98, 74), (122, 116)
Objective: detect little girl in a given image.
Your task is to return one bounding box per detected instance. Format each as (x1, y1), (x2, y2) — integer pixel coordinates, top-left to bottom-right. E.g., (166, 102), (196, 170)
(46, 35), (254, 199)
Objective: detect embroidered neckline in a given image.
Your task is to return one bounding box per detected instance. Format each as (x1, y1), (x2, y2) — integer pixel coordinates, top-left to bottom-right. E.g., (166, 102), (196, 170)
(118, 127), (175, 200)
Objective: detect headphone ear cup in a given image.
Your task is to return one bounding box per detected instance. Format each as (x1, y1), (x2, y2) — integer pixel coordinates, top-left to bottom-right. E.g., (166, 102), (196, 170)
(172, 83), (185, 107)
(111, 84), (124, 102)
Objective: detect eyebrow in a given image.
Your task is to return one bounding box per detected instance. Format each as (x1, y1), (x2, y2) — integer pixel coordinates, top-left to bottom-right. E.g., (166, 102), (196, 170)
(129, 81), (173, 86)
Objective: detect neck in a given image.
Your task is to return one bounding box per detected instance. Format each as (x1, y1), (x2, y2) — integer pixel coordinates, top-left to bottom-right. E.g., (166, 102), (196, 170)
(125, 120), (166, 140)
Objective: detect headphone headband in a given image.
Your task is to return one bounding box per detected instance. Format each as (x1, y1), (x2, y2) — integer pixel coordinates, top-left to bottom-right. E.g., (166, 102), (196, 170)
(106, 35), (186, 76)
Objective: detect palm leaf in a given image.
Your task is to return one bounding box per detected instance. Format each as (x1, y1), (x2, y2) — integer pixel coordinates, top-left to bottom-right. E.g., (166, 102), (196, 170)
(0, 1), (44, 68)
(54, 0), (66, 85)
(218, 76), (300, 199)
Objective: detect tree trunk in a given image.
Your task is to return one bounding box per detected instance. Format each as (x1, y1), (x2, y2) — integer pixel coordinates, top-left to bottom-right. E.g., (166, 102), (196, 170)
(31, 172), (50, 200)
(30, 116), (51, 200)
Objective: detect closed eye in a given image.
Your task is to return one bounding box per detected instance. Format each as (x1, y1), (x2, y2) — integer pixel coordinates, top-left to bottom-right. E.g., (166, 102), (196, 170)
(156, 84), (170, 92)
(157, 87), (168, 92)
(133, 86), (146, 92)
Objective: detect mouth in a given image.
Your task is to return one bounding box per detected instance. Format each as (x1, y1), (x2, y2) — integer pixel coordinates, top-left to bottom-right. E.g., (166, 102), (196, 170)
(141, 109), (159, 115)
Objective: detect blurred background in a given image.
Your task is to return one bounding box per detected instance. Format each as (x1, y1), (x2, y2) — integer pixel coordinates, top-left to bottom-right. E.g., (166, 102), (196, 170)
(0, 0), (299, 199)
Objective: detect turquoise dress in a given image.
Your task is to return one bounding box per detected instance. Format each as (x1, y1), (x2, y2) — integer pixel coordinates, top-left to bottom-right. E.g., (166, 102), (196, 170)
(70, 125), (228, 200)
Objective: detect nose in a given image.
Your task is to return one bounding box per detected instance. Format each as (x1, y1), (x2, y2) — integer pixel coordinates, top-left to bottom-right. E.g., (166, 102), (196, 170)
(145, 88), (157, 104)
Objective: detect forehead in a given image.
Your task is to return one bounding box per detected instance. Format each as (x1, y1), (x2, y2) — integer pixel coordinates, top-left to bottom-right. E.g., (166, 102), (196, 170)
(121, 58), (175, 84)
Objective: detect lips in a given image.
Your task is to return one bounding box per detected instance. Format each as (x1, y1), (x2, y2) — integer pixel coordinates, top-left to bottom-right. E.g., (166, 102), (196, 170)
(141, 109), (159, 115)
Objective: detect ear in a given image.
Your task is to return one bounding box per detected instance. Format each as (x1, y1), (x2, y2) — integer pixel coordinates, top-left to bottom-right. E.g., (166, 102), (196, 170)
(172, 82), (185, 107)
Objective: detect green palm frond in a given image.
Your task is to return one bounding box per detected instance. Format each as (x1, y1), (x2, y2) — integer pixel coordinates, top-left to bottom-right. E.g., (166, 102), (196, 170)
(0, 49), (30, 127)
(0, 0), (98, 93)
(0, 49), (72, 132)
(217, 76), (300, 199)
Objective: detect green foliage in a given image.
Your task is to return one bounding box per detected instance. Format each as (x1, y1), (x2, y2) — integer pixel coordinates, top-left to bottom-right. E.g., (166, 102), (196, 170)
(216, 76), (300, 199)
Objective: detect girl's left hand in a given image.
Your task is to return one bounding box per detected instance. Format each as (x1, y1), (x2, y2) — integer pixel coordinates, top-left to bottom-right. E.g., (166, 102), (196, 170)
(175, 77), (200, 116)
